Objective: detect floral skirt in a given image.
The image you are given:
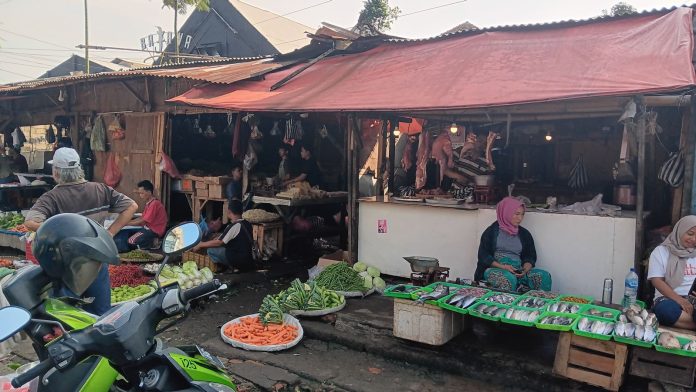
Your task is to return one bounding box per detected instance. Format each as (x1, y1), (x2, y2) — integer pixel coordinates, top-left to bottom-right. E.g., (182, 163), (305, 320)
(483, 257), (552, 292)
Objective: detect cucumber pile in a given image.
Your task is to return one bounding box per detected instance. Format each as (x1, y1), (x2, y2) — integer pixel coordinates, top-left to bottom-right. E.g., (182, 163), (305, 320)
(259, 279), (345, 323)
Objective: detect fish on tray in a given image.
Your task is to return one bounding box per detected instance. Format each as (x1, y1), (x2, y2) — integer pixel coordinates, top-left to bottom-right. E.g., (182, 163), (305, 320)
(473, 303), (506, 317)
(538, 316), (574, 326)
(517, 297), (547, 308)
(389, 284), (418, 293)
(585, 308), (615, 319)
(548, 302), (581, 314)
(525, 290), (558, 300)
(503, 308), (540, 323)
(415, 284), (450, 303)
(446, 294), (478, 309)
(658, 332), (681, 349)
(576, 317), (614, 335)
(486, 293), (517, 305)
(614, 320), (655, 342)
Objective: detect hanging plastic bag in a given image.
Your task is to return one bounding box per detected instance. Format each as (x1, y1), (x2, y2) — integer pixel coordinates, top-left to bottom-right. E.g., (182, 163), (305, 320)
(108, 115), (125, 140)
(45, 125), (56, 144)
(104, 153), (121, 187)
(90, 115), (106, 152)
(269, 121), (280, 136)
(158, 152), (181, 179)
(568, 155), (588, 189)
(658, 150), (685, 187)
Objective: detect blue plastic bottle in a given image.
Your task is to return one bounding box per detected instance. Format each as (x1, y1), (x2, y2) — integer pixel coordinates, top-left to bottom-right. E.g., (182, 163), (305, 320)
(622, 268), (639, 308)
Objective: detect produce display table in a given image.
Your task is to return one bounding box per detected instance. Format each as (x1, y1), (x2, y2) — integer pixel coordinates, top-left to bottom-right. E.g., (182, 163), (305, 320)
(0, 230), (25, 251)
(251, 194), (347, 224)
(0, 184), (53, 210)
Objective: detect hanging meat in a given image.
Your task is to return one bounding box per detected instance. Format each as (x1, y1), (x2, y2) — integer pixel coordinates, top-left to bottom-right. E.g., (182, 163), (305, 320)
(485, 131), (498, 171)
(431, 132), (454, 183)
(401, 136), (415, 171)
(415, 130), (432, 190)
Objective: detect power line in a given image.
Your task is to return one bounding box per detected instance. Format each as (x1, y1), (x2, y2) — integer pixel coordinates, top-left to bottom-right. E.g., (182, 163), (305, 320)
(400, 0), (468, 18)
(0, 53), (56, 67)
(0, 60), (49, 69)
(0, 67), (34, 79)
(252, 0), (333, 25)
(0, 27), (73, 50)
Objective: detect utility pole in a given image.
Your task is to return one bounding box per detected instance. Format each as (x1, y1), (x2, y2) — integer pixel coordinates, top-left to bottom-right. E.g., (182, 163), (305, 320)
(174, 1), (179, 64)
(84, 0), (89, 74)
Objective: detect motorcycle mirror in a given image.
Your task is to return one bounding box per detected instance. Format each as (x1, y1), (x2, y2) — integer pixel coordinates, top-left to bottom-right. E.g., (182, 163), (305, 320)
(0, 306), (31, 342)
(162, 222), (202, 256)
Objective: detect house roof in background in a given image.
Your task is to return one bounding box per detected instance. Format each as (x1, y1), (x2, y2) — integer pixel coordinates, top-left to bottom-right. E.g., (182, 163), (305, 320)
(229, 0), (313, 53)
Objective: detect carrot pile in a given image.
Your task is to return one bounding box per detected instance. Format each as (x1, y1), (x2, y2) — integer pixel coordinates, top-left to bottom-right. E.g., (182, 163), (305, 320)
(223, 316), (298, 346)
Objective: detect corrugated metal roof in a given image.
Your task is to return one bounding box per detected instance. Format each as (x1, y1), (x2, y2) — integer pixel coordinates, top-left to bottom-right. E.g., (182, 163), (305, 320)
(384, 4), (696, 43)
(0, 58), (290, 93)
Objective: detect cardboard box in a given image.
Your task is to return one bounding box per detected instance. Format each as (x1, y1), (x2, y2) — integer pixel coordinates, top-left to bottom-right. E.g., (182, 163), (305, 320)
(317, 250), (349, 267)
(195, 181), (208, 190)
(208, 184), (224, 199)
(205, 176), (233, 185)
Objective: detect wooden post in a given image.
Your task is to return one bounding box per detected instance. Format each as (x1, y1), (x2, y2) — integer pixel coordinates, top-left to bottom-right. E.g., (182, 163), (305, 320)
(635, 113), (646, 273)
(376, 119), (387, 196)
(683, 96), (696, 217)
(672, 109), (690, 224)
(347, 114), (360, 263)
(387, 119), (396, 194)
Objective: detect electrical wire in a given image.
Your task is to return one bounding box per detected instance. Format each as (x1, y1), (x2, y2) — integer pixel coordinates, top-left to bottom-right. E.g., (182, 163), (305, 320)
(251, 0), (333, 25)
(0, 67), (34, 79)
(399, 0), (468, 18)
(0, 60), (50, 69)
(0, 27), (73, 50)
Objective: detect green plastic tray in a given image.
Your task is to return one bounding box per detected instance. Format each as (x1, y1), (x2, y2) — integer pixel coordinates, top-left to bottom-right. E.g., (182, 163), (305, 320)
(436, 292), (484, 315)
(468, 300), (510, 322)
(654, 334), (696, 357)
(480, 291), (520, 306)
(546, 301), (586, 315)
(512, 296), (552, 311)
(534, 312), (580, 332)
(500, 305), (543, 327)
(557, 295), (594, 305)
(521, 290), (562, 301)
(572, 315), (615, 341)
(409, 282), (466, 305)
(580, 304), (620, 321)
(384, 284), (420, 299)
(612, 332), (655, 348)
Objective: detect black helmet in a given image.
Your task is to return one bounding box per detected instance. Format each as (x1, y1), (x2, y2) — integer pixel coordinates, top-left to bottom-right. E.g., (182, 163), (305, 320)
(33, 213), (119, 295)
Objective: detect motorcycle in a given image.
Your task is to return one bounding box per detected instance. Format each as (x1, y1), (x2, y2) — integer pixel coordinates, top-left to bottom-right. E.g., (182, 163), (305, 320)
(0, 221), (236, 391)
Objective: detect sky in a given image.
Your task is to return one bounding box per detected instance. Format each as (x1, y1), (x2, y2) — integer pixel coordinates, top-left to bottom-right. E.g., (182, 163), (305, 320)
(0, 0), (688, 84)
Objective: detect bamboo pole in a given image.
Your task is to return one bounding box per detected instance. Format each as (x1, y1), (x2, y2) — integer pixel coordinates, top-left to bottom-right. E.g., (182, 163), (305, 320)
(682, 97), (696, 217)
(387, 119), (396, 194)
(672, 109), (690, 224)
(376, 120), (387, 196)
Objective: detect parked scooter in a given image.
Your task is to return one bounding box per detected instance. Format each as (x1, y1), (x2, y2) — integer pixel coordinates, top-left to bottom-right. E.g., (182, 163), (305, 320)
(1, 214), (236, 391)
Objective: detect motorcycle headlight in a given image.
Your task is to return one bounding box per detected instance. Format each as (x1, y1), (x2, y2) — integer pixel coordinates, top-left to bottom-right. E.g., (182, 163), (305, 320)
(192, 381), (236, 392)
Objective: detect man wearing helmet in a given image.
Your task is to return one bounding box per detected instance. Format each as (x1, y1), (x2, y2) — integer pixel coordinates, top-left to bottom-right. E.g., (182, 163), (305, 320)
(24, 147), (138, 314)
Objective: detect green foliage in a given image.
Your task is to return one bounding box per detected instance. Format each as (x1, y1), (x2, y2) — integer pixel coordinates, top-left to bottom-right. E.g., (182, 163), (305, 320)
(161, 0), (210, 14)
(601, 2), (638, 17)
(356, 0), (400, 36)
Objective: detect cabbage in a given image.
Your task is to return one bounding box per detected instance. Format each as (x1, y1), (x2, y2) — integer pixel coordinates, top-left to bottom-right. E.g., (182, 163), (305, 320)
(353, 262), (367, 272)
(200, 267), (214, 282)
(373, 277), (386, 290)
(193, 278), (202, 286)
(367, 266), (381, 278)
(182, 261), (198, 274)
(363, 275), (373, 289)
(359, 271), (369, 278)
(184, 281), (194, 289)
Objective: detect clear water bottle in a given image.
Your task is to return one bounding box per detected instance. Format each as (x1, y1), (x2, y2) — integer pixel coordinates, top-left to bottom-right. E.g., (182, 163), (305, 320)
(622, 268), (639, 308)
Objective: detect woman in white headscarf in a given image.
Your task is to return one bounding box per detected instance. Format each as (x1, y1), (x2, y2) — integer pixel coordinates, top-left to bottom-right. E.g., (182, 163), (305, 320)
(648, 215), (696, 329)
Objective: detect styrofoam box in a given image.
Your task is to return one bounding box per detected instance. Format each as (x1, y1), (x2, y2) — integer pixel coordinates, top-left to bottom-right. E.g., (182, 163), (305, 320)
(393, 298), (466, 345)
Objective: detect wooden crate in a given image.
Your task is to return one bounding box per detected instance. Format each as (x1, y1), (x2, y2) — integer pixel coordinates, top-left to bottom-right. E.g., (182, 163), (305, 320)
(182, 250), (221, 273)
(209, 184), (224, 199)
(205, 176), (233, 185)
(630, 346), (696, 387)
(553, 332), (628, 391)
(196, 189), (209, 198)
(195, 181), (208, 190)
(251, 221), (284, 258)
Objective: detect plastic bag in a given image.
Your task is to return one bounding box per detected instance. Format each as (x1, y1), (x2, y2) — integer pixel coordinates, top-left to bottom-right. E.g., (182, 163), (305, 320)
(90, 116), (106, 152)
(658, 151), (684, 187)
(104, 153), (121, 187)
(108, 115), (125, 140)
(45, 125), (56, 144)
(561, 194), (604, 215)
(158, 152), (181, 179)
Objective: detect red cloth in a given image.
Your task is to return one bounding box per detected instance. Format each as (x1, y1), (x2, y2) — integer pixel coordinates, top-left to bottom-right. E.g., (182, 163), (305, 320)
(142, 198), (167, 237)
(168, 8), (696, 112)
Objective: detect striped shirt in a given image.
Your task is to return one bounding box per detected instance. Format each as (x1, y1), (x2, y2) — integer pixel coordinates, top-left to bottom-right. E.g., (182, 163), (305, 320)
(26, 180), (135, 225)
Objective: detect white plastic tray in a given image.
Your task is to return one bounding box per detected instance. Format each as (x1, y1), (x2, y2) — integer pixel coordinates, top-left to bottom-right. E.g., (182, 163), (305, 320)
(289, 300), (346, 317)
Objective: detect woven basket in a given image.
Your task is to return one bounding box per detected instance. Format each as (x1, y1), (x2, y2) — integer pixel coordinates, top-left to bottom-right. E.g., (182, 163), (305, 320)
(182, 250), (221, 273)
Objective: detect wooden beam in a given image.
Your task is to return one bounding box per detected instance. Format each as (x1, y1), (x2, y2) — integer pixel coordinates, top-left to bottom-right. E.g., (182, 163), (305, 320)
(347, 114), (360, 263)
(387, 119), (396, 193)
(635, 113), (646, 274)
(682, 97), (696, 217)
(376, 120), (387, 196)
(673, 109), (690, 224)
(119, 81), (146, 108)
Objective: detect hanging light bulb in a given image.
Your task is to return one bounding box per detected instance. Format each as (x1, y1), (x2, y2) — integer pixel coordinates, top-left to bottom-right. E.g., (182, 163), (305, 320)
(545, 130), (553, 141)
(393, 126), (401, 137)
(450, 122), (458, 134)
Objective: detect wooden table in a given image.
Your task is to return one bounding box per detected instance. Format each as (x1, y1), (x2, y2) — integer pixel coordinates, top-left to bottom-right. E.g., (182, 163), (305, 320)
(174, 190), (231, 224)
(251, 194), (348, 223)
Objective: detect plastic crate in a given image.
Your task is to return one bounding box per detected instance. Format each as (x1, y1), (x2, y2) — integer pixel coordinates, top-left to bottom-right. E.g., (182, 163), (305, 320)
(409, 282), (465, 305)
(557, 295), (594, 305)
(500, 305), (543, 327)
(468, 300), (509, 322)
(580, 304), (620, 321)
(384, 284), (420, 299)
(654, 334), (696, 358)
(436, 292), (483, 315)
(393, 297), (466, 345)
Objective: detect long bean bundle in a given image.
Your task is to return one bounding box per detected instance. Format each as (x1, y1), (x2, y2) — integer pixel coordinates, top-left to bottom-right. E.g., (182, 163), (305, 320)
(315, 262), (365, 292)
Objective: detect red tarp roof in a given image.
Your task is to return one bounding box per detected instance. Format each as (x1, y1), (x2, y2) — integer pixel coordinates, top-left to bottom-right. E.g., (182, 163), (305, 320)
(168, 8), (696, 112)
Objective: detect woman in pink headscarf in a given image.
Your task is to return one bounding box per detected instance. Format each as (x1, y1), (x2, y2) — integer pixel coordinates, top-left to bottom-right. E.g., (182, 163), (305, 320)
(475, 197), (552, 292)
